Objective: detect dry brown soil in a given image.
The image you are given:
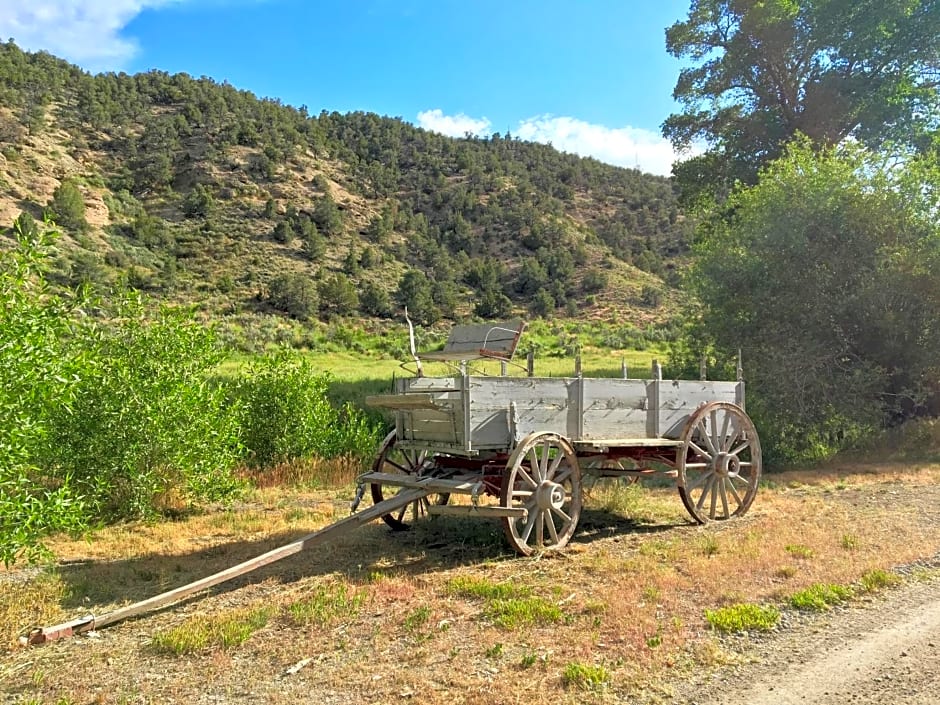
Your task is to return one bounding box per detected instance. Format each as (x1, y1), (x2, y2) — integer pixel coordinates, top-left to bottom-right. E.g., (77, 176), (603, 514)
(3, 464), (940, 704)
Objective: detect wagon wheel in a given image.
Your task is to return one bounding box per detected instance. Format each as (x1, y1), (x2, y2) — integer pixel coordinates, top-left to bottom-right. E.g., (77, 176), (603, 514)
(370, 431), (449, 531)
(676, 402), (762, 524)
(500, 432), (582, 555)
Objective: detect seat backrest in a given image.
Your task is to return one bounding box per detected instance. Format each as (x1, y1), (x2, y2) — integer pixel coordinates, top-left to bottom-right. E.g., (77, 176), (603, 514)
(419, 320), (525, 362)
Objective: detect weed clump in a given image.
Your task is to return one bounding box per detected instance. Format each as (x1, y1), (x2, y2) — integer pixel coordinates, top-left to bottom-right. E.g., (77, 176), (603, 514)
(788, 583), (854, 611)
(705, 603), (780, 632)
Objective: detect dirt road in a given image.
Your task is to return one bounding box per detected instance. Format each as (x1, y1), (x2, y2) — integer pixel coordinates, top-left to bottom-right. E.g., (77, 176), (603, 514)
(672, 573), (940, 705)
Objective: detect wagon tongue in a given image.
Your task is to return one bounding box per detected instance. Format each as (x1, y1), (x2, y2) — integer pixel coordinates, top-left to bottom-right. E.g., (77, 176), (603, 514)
(21, 614), (97, 645)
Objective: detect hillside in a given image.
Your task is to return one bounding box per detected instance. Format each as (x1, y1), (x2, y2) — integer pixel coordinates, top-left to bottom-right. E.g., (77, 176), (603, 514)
(0, 41), (689, 348)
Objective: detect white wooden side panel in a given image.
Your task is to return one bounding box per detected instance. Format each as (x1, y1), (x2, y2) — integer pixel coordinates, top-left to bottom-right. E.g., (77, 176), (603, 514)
(469, 377), (573, 442)
(655, 380), (742, 439)
(580, 379), (650, 440)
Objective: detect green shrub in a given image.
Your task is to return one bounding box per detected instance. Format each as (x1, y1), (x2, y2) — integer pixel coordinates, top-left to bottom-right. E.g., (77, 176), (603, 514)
(0, 225), (88, 564)
(49, 298), (244, 519)
(232, 350), (380, 467)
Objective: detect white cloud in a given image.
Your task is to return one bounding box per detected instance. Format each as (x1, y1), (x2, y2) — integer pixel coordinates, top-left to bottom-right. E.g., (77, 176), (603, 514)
(514, 115), (686, 177)
(416, 109), (694, 176)
(0, 1), (184, 71)
(417, 109), (492, 138)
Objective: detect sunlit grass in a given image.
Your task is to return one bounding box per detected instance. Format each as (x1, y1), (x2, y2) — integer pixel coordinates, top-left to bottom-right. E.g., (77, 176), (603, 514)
(705, 603), (780, 633)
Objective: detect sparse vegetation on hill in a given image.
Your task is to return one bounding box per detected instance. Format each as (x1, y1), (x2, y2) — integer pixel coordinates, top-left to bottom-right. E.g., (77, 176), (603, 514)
(0, 40), (687, 338)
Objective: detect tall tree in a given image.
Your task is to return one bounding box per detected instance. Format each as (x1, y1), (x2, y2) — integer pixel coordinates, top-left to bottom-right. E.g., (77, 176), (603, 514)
(664, 0), (940, 204)
(679, 140), (940, 459)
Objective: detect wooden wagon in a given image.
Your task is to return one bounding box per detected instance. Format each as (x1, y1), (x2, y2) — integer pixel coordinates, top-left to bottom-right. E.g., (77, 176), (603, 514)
(25, 318), (762, 644)
(363, 319), (762, 555)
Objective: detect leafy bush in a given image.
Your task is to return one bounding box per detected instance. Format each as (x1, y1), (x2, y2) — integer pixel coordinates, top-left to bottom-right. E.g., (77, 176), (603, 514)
(232, 350), (381, 467)
(49, 298), (244, 519)
(0, 226), (88, 564)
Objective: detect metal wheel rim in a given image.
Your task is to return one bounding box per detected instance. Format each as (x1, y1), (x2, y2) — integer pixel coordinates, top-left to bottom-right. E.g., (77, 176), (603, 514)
(500, 432), (582, 555)
(370, 431), (448, 531)
(676, 402), (762, 524)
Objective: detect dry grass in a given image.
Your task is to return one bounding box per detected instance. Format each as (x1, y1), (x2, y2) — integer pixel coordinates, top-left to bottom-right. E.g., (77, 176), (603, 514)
(3, 461), (940, 703)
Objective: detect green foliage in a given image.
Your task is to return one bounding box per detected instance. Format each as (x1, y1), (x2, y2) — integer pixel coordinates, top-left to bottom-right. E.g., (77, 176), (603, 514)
(581, 268), (608, 293)
(151, 606), (271, 655)
(396, 269), (438, 324)
(359, 281), (391, 317)
(484, 597), (562, 630)
(45, 179), (88, 233)
(268, 272), (318, 320)
(312, 193), (343, 236)
(859, 569), (901, 593)
(232, 350), (381, 467)
(447, 576), (530, 601)
(0, 227), (244, 562)
(789, 583), (854, 611)
(677, 142), (940, 461)
(665, 0), (940, 203)
(0, 225), (87, 564)
(49, 299), (244, 519)
(181, 183), (214, 218)
(561, 662), (611, 691)
(705, 603), (780, 632)
(317, 272), (359, 317)
(288, 583), (364, 626)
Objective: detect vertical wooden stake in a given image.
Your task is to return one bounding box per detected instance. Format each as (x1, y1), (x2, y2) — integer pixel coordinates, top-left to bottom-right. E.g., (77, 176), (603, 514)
(527, 350), (534, 377)
(621, 358), (628, 379)
(575, 354), (582, 377)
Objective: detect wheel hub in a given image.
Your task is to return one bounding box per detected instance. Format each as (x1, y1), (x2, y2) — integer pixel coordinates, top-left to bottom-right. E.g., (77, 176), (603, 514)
(713, 452), (740, 478)
(536, 481), (566, 510)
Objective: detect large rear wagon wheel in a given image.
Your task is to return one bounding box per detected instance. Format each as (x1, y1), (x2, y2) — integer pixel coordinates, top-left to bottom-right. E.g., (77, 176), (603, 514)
(500, 432), (582, 555)
(370, 431), (449, 531)
(676, 402), (761, 524)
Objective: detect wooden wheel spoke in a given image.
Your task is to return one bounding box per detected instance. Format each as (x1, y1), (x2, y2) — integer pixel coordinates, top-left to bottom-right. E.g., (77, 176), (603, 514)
(553, 466), (572, 484)
(718, 478), (730, 518)
(729, 440), (752, 457)
(385, 458), (411, 474)
(709, 409), (720, 454)
(512, 489), (534, 500)
(687, 470), (713, 492)
(517, 467), (538, 489)
(547, 453), (564, 478)
(684, 462), (710, 469)
(695, 476), (714, 511)
(539, 439), (552, 476)
(718, 411), (732, 451)
(551, 505), (572, 524)
(697, 421), (719, 456)
(688, 441), (713, 461)
(726, 479), (744, 506)
(520, 511), (538, 544)
(544, 512), (559, 544)
(709, 477), (719, 518)
(535, 509), (545, 546)
(527, 448), (542, 480)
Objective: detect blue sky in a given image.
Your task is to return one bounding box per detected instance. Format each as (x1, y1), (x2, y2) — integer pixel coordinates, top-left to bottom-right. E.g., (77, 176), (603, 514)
(1, 1), (695, 175)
